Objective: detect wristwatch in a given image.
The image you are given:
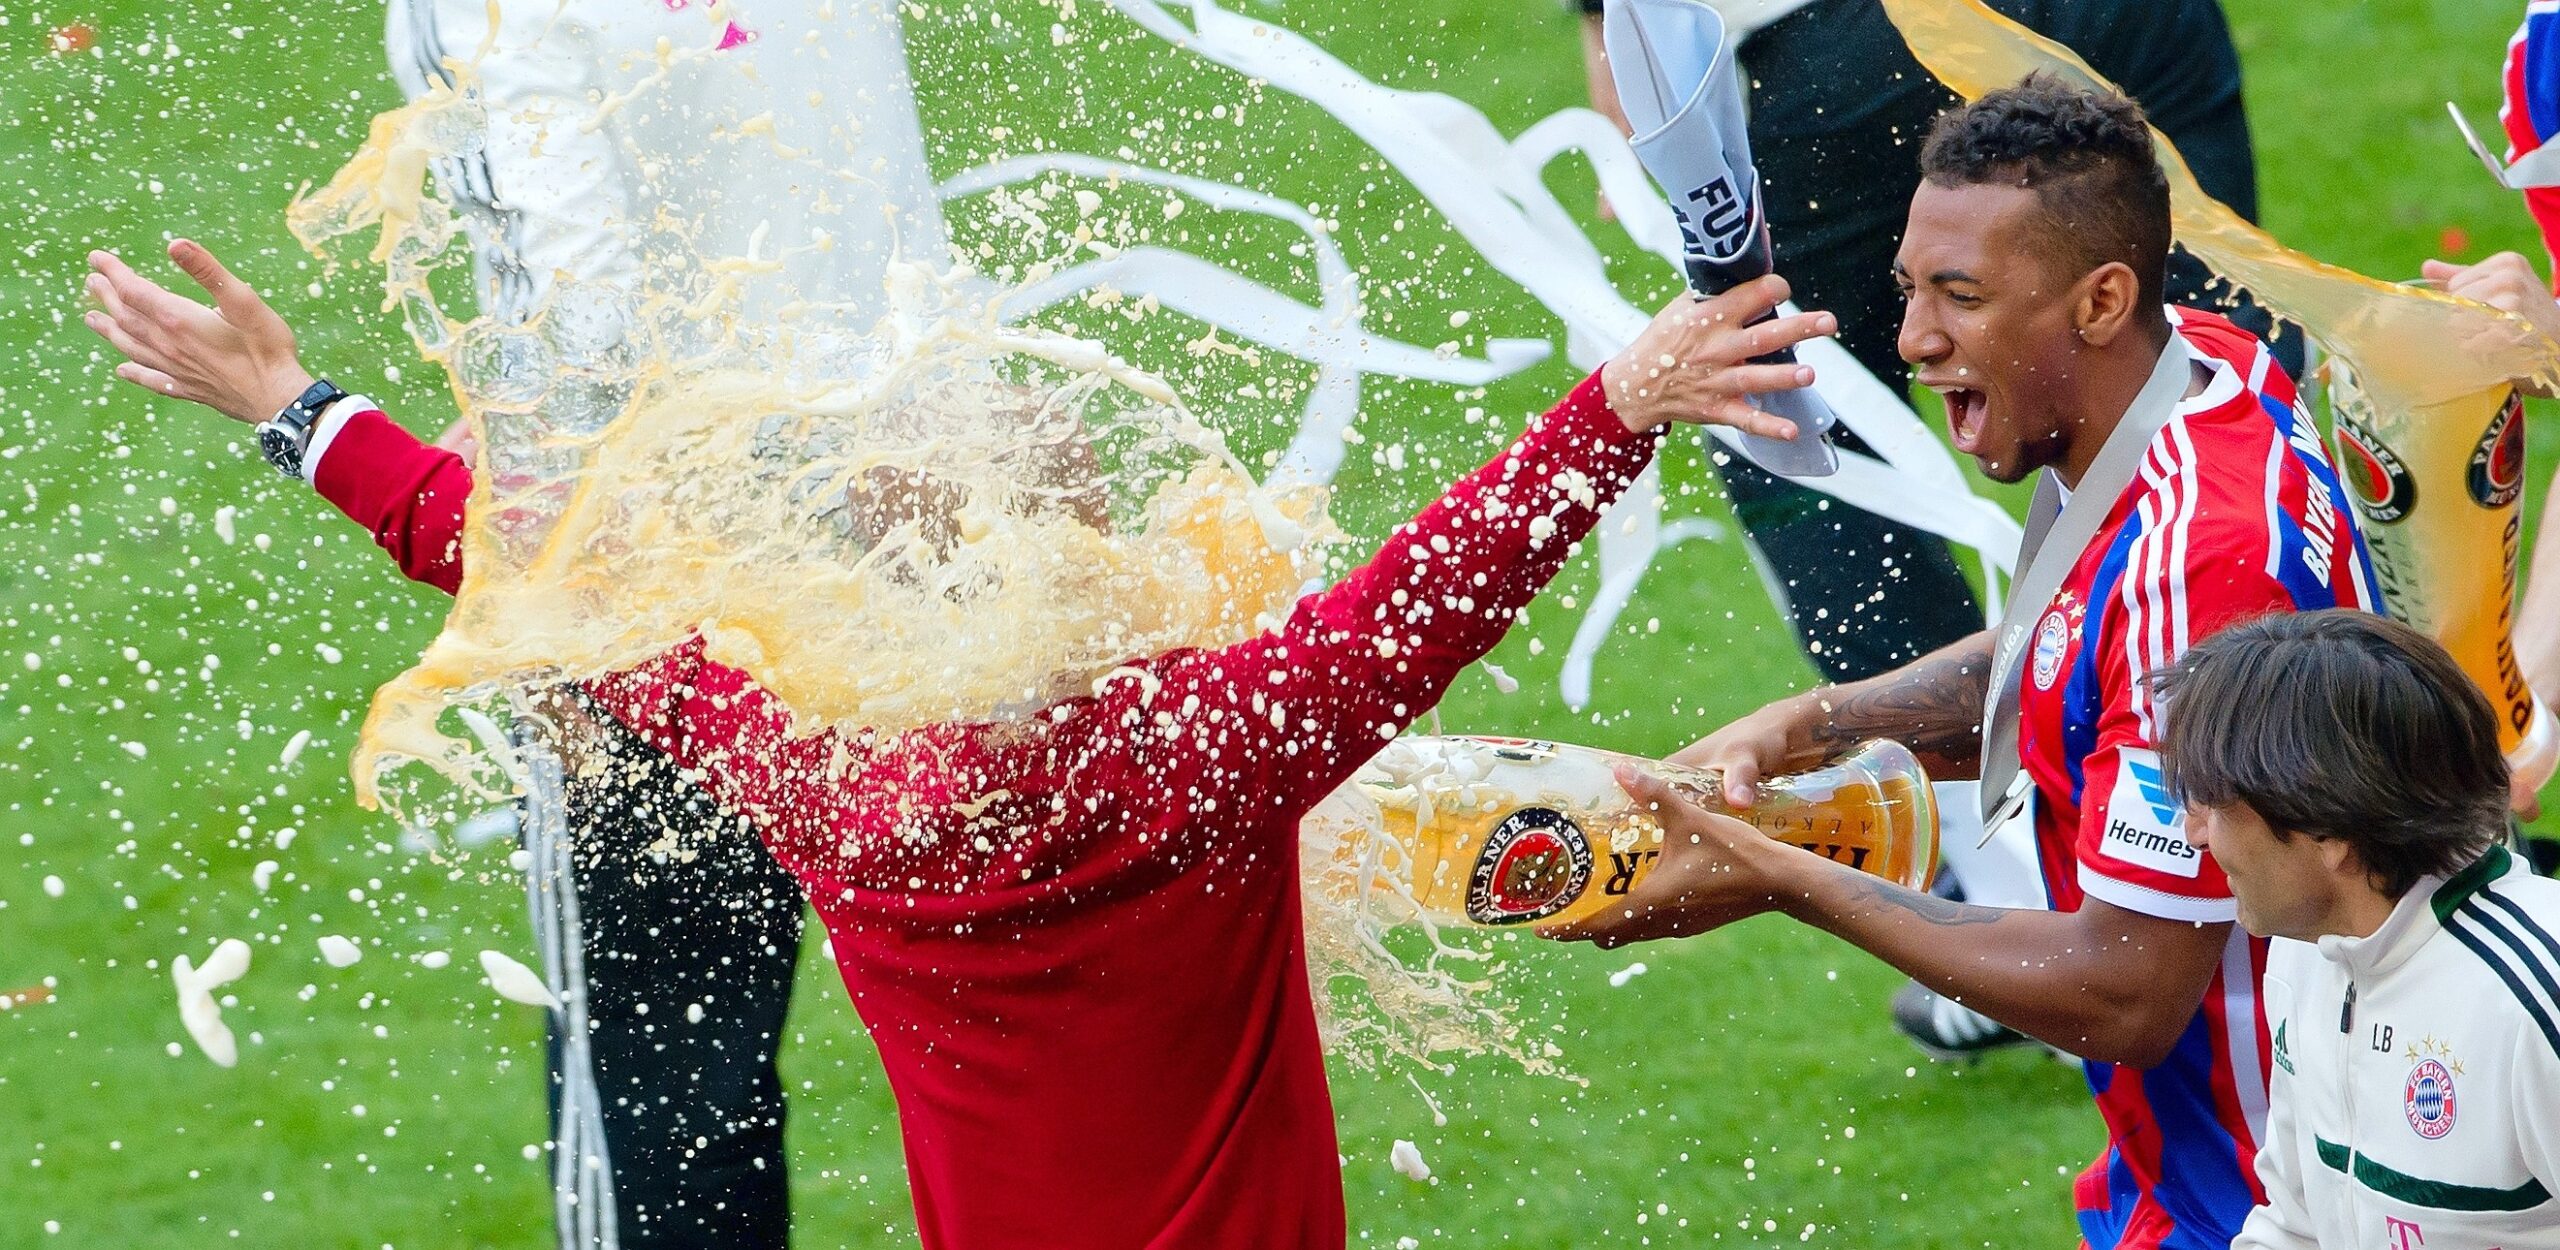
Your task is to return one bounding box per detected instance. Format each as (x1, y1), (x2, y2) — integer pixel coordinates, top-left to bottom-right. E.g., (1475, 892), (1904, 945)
(256, 378), (348, 480)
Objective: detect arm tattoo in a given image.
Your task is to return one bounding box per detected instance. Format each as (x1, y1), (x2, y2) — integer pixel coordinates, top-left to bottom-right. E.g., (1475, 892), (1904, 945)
(1838, 875), (2009, 928)
(1807, 637), (1993, 769)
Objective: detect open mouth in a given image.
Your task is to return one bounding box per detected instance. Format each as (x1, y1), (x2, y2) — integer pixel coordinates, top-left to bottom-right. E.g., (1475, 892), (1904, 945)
(1934, 386), (1989, 455)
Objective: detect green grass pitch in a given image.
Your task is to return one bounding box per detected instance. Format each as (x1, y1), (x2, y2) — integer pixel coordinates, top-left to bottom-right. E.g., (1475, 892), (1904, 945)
(0, 0), (2548, 1244)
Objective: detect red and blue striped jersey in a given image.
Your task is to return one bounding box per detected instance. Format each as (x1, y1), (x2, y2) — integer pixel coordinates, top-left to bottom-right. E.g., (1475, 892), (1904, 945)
(2013, 308), (2380, 1250)
(2503, 1), (2560, 283)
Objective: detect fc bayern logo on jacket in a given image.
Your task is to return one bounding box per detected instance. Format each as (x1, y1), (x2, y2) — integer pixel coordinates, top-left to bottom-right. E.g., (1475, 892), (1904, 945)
(2404, 1058), (2457, 1139)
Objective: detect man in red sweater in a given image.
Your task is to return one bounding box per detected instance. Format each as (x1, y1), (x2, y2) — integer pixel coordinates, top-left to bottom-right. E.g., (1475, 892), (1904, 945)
(84, 238), (1833, 1247)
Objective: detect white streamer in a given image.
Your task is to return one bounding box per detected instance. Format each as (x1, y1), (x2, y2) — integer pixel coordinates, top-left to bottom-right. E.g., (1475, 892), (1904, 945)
(925, 1), (2024, 702)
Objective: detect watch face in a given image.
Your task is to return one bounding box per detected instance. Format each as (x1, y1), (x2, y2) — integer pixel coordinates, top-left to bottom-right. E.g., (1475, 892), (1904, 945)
(258, 422), (303, 476)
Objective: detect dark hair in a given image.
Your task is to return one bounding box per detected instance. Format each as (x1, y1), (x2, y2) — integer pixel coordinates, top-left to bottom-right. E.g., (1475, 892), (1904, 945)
(1919, 72), (2173, 312)
(2150, 610), (2508, 900)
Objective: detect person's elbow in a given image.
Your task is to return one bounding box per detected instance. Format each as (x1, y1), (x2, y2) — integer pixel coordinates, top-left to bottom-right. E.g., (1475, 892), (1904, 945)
(2033, 971), (2204, 1069)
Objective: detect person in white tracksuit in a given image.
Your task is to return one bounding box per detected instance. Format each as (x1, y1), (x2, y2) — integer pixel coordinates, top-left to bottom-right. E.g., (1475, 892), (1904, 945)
(375, 3), (949, 1246)
(2153, 610), (2560, 1250)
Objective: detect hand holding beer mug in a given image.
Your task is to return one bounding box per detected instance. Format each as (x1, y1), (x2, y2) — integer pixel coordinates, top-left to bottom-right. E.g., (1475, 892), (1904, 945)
(1304, 736), (1936, 939)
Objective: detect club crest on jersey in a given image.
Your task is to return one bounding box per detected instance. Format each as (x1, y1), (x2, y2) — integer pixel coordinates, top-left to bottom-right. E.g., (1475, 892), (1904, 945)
(2101, 749), (2201, 878)
(2404, 1058), (2457, 1139)
(2466, 393), (2526, 510)
(1466, 807), (1593, 926)
(2334, 414), (2416, 525)
(2030, 610), (2071, 691)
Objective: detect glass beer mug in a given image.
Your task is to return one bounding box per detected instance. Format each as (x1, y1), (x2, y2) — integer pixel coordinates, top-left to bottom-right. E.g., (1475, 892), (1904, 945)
(1336, 737), (1939, 928)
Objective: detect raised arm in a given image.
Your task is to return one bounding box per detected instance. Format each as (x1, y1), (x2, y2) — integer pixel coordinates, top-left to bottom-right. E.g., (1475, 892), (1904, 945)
(84, 243), (473, 592)
(1144, 278), (1839, 815)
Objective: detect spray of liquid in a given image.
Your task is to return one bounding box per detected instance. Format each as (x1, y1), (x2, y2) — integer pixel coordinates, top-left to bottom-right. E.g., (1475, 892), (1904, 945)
(286, 64), (1322, 810)
(284, 47), (1558, 1073)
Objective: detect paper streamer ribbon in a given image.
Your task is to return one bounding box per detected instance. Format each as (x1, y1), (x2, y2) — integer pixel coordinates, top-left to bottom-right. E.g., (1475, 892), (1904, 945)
(1080, 0), (2018, 706)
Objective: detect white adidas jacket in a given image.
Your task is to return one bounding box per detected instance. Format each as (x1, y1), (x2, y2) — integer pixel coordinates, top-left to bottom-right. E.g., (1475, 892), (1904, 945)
(2236, 845), (2560, 1250)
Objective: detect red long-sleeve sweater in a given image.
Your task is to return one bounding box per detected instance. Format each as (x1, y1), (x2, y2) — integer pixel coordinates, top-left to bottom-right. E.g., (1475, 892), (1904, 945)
(312, 371), (1657, 1248)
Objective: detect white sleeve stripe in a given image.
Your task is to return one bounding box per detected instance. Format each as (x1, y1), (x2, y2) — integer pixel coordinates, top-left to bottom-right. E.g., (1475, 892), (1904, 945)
(2126, 438), (2184, 737)
(2078, 865), (2239, 923)
(299, 394), (376, 489)
(2167, 419), (2200, 658)
(2262, 426), (2288, 583)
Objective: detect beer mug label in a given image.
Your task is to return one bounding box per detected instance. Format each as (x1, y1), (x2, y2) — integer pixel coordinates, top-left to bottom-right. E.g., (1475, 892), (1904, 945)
(1465, 807), (1594, 925)
(2466, 393), (2526, 510)
(2335, 415), (2417, 524)
(1475, 737), (1563, 763)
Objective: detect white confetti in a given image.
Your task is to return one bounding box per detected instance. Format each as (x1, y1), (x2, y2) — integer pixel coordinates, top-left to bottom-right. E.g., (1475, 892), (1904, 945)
(213, 505), (238, 544)
(1389, 1139), (1432, 1183)
(1608, 961), (1649, 988)
(119, 741), (147, 759)
(1074, 188), (1104, 217)
(42, 875), (64, 898)
(317, 936), (362, 968)
(479, 949), (560, 1010)
(418, 950), (451, 970)
(250, 860), (279, 893)
(314, 643), (342, 665)
(1481, 661), (1519, 694)
(278, 729), (312, 768)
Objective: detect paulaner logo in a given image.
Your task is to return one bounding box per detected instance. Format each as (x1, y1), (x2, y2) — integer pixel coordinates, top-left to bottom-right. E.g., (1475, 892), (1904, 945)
(1465, 807), (1594, 925)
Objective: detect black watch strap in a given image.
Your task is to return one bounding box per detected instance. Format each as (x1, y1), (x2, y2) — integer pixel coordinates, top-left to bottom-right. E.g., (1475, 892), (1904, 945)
(257, 378), (348, 479)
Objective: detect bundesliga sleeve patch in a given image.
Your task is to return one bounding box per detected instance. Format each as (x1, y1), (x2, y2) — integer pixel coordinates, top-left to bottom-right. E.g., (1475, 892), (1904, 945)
(2099, 749), (2205, 879)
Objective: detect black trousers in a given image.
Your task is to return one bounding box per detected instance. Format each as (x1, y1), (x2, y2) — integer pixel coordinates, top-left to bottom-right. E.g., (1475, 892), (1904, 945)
(548, 723), (805, 1249)
(1714, 0), (2287, 682)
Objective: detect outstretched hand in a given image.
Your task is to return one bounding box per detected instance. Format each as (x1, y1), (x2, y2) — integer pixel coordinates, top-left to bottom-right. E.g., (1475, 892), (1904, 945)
(84, 240), (313, 424)
(2422, 251), (2560, 398)
(1601, 275), (1837, 436)
(1538, 767), (1799, 948)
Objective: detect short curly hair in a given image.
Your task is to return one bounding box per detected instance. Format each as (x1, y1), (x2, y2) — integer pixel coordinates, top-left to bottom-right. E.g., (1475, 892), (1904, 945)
(1920, 72), (2172, 310)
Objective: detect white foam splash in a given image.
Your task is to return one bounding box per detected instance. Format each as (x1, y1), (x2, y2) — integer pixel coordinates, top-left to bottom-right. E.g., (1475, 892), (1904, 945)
(479, 949), (560, 1010)
(317, 936), (362, 968)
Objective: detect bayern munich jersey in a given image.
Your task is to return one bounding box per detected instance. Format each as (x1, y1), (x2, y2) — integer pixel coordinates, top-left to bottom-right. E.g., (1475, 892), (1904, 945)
(2504, 1), (2560, 276)
(2014, 308), (2380, 1250)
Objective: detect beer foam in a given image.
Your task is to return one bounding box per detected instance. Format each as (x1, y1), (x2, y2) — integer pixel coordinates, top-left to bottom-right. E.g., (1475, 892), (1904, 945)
(287, 64), (1326, 809)
(288, 49), (1552, 1072)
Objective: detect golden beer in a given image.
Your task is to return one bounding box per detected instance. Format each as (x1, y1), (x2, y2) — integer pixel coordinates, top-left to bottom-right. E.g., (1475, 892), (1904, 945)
(1332, 737), (1938, 929)
(2329, 365), (2556, 782)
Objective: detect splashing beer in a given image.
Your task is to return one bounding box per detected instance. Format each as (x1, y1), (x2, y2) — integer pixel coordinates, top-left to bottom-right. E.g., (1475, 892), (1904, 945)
(1328, 738), (1938, 929)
